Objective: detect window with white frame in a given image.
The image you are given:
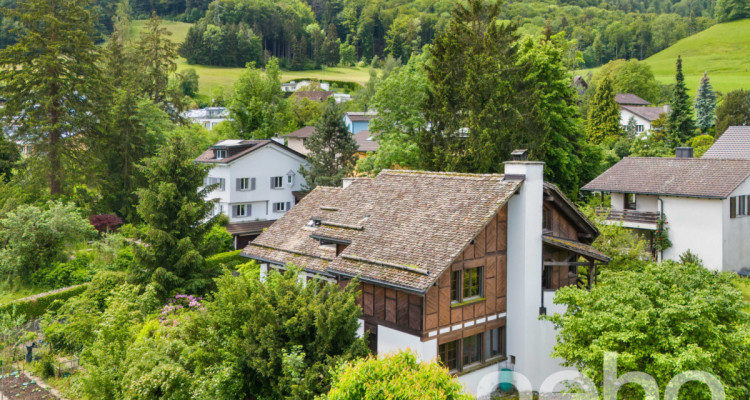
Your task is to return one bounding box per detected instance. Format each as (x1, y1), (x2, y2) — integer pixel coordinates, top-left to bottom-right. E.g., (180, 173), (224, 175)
(234, 204), (250, 217)
(636, 125), (644, 133)
(287, 174), (293, 184)
(215, 149), (227, 159)
(273, 202), (288, 212)
(731, 195), (749, 218)
(271, 176), (283, 189)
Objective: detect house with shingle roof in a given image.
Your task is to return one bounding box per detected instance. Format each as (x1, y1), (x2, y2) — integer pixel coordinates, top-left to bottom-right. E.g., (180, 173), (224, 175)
(195, 139), (310, 249)
(702, 126), (750, 159)
(283, 126), (379, 157)
(241, 159), (609, 396)
(582, 149), (750, 271)
(614, 93), (669, 135)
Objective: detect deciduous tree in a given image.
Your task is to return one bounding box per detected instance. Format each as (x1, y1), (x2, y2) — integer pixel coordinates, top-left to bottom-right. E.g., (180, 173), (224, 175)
(715, 89), (750, 136)
(228, 58), (290, 139)
(547, 261), (750, 400)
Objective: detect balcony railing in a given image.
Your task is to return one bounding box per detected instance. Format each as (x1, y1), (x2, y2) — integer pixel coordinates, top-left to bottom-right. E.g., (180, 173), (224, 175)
(596, 207), (660, 225)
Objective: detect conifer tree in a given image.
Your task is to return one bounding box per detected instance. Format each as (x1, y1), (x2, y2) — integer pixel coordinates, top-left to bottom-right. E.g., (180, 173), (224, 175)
(667, 56), (696, 144)
(300, 100), (358, 190)
(586, 77), (621, 144)
(694, 72), (717, 135)
(137, 12), (178, 108)
(132, 137), (216, 298)
(0, 0), (105, 195)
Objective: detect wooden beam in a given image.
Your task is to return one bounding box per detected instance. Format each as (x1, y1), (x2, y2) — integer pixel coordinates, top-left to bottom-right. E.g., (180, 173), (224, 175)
(543, 261), (592, 267)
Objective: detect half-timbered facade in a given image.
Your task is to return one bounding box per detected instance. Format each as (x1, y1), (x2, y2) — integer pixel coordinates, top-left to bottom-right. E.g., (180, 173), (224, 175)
(242, 160), (608, 396)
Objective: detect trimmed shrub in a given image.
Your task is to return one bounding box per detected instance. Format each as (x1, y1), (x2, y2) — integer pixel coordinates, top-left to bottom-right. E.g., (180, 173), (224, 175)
(0, 284), (89, 321)
(205, 250), (244, 271)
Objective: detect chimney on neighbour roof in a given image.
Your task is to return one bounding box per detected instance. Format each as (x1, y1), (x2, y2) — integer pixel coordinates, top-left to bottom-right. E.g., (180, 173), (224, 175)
(676, 147), (693, 158)
(511, 149), (529, 161)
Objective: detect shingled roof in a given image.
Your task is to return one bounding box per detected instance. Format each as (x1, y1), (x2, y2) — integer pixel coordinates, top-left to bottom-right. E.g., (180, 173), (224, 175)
(621, 105), (670, 122)
(242, 170), (522, 293)
(702, 126), (750, 159)
(581, 157), (750, 199)
(615, 93), (651, 106)
(195, 140), (306, 164)
(353, 130), (379, 152)
(285, 126), (316, 139)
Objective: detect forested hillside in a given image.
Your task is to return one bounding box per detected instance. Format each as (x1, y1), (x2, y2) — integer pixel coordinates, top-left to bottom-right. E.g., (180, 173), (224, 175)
(0, 0), (724, 70)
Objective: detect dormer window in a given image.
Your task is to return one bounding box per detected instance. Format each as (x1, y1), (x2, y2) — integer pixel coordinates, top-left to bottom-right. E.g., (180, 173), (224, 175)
(215, 149), (227, 159)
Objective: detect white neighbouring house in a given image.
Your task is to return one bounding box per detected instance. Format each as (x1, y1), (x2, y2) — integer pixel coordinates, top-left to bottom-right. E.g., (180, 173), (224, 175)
(195, 139), (310, 249)
(183, 107), (230, 130)
(281, 80), (331, 92)
(582, 145), (750, 272)
(241, 153), (609, 396)
(615, 93), (669, 135)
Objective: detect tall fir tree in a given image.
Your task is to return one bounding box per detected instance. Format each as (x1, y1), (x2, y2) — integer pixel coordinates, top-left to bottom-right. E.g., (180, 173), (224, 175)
(667, 56), (696, 145)
(300, 100), (358, 190)
(0, 0), (105, 195)
(137, 12), (179, 109)
(694, 72), (717, 135)
(132, 137), (216, 298)
(586, 76), (621, 144)
(420, 0), (527, 173)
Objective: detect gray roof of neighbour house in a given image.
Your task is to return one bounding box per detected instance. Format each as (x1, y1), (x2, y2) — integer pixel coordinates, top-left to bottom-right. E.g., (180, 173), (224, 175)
(621, 105), (670, 122)
(702, 126), (750, 160)
(581, 157), (750, 199)
(242, 170), (523, 293)
(225, 220), (276, 236)
(285, 126), (316, 139)
(615, 93), (651, 106)
(195, 140), (306, 164)
(345, 111), (377, 122)
(353, 130), (379, 152)
(183, 107), (229, 119)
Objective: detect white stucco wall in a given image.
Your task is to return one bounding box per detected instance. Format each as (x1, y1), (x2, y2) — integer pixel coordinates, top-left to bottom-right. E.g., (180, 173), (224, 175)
(504, 161), (567, 389)
(619, 109), (652, 134)
(203, 144), (309, 223)
(723, 177), (750, 272)
(610, 193), (659, 213)
(376, 325), (438, 364)
(661, 197), (724, 271)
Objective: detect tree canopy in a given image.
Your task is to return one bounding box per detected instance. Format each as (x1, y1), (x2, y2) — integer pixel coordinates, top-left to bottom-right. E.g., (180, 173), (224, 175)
(547, 261), (750, 400)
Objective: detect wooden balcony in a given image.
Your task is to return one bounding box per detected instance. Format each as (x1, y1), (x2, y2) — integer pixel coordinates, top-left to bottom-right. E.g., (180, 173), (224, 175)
(596, 207), (660, 226)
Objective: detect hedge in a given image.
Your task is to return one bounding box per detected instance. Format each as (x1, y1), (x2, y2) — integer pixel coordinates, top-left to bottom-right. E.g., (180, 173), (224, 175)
(206, 249), (245, 270)
(0, 284), (89, 321)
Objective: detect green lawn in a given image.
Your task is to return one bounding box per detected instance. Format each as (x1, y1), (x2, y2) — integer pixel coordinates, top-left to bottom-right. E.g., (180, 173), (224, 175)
(130, 19), (373, 96)
(578, 19), (750, 95)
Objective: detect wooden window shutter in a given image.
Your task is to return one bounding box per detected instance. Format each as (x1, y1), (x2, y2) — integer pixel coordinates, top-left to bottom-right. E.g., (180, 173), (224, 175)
(232, 205), (238, 218)
(286, 201), (291, 211)
(236, 178), (241, 190)
(270, 177), (274, 188)
(248, 204), (252, 216)
(251, 177), (256, 190)
(730, 197), (736, 218)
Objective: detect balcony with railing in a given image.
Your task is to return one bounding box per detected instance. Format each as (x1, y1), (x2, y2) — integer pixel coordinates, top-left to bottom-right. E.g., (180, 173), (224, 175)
(595, 207), (660, 229)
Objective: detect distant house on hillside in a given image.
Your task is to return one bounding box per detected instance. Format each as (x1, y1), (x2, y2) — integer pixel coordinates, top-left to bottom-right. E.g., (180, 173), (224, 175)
(283, 125), (379, 156)
(183, 107), (229, 130)
(573, 75), (588, 96)
(281, 80), (331, 93)
(583, 148), (750, 272)
(702, 126), (750, 159)
(242, 158), (609, 396)
(195, 139), (310, 249)
(343, 111), (377, 133)
(615, 93), (668, 135)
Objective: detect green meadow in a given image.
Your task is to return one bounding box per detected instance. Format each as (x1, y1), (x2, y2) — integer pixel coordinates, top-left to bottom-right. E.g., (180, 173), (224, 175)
(131, 20), (373, 96)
